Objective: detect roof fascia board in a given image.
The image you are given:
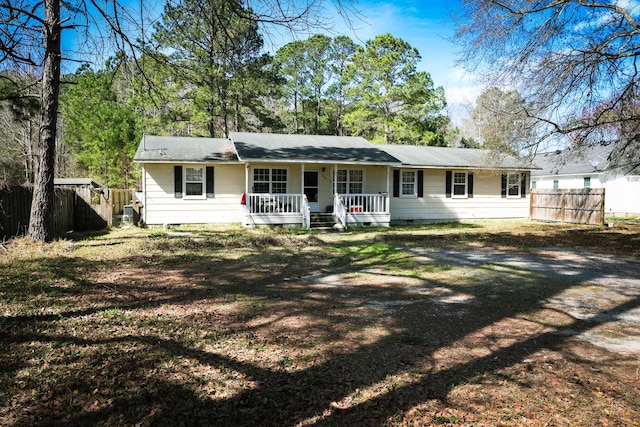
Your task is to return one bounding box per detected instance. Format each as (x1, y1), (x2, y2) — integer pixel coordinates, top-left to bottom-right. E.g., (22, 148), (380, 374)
(134, 160), (244, 165)
(242, 159), (402, 166)
(534, 172), (601, 178)
(135, 159), (534, 170)
(395, 165), (537, 171)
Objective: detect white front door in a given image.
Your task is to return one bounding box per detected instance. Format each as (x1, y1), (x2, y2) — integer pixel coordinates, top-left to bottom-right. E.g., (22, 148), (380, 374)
(304, 171), (320, 212)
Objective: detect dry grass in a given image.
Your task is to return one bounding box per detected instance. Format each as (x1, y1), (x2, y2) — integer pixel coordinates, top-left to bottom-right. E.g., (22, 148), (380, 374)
(1, 221), (639, 426)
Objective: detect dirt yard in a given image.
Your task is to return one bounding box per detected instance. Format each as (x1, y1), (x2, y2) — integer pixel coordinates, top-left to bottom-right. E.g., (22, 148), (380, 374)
(1, 221), (639, 426)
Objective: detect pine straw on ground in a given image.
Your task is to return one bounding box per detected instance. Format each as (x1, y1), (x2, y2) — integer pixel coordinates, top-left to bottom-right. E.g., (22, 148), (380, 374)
(1, 222), (639, 426)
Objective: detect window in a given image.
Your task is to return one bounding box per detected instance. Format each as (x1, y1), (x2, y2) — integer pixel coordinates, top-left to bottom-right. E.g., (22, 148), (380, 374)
(335, 169), (364, 194)
(446, 171), (473, 198)
(395, 170), (424, 198)
(185, 167), (204, 197)
(453, 172), (467, 197)
(584, 177), (591, 188)
(401, 170), (417, 197)
(553, 180), (559, 189)
(532, 180), (537, 189)
(501, 172), (526, 198)
(253, 168), (288, 193)
(271, 168), (287, 193)
(174, 166), (214, 198)
(507, 173), (521, 198)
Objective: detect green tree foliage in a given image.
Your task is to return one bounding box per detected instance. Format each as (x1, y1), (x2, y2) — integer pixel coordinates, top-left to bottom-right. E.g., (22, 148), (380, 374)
(272, 34), (361, 137)
(344, 34), (448, 145)
(274, 33), (451, 141)
(304, 34), (333, 133)
(471, 87), (538, 157)
(153, 0), (272, 137)
(0, 0), (357, 242)
(273, 40), (308, 133)
(61, 64), (139, 188)
(328, 35), (357, 136)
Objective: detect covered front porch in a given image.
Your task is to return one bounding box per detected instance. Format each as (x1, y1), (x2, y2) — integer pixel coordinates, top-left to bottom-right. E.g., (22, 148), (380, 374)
(241, 163), (392, 228)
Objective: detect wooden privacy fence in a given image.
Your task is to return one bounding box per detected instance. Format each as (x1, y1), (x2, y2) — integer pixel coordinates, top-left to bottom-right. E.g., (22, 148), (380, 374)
(109, 188), (133, 218)
(0, 184), (135, 241)
(530, 188), (605, 226)
(0, 185), (76, 240)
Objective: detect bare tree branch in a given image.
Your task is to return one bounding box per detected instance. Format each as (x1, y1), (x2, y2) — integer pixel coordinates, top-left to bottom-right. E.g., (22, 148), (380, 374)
(456, 0), (640, 171)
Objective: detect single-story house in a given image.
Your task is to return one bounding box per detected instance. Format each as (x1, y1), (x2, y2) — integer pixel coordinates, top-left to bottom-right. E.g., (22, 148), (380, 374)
(134, 132), (535, 228)
(532, 143), (640, 216)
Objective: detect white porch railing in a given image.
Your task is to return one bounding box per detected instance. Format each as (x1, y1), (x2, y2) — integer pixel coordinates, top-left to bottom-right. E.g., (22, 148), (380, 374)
(339, 193), (388, 213)
(247, 193), (303, 214)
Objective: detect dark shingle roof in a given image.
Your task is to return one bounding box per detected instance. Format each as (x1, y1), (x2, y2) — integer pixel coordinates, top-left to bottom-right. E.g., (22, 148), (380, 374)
(134, 135), (238, 162)
(381, 145), (533, 170)
(229, 132), (400, 164)
(532, 144), (612, 176)
(134, 133), (539, 171)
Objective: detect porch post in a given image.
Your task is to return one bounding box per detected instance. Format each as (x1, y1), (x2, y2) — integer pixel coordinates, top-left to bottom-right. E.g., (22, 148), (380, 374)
(386, 166), (390, 213)
(301, 163), (305, 214)
(245, 162), (250, 194)
(333, 164), (337, 195)
(245, 163), (250, 217)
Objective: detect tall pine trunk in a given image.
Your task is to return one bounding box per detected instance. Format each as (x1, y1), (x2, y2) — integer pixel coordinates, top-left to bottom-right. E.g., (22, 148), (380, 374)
(29, 0), (60, 242)
(315, 89), (320, 133)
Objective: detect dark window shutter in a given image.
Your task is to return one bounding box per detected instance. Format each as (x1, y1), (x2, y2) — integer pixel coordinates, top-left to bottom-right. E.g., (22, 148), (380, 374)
(445, 171), (452, 198)
(520, 172), (527, 198)
(174, 166), (183, 198)
(417, 170), (424, 198)
(468, 172), (474, 198)
(206, 166), (214, 197)
(501, 173), (507, 198)
(393, 170), (400, 197)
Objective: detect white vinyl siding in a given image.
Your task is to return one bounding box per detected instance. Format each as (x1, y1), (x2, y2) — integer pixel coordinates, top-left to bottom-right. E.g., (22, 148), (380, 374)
(390, 169), (530, 223)
(142, 163), (245, 225)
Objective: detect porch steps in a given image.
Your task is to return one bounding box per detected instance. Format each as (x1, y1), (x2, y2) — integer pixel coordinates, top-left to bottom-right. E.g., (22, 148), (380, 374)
(309, 213), (342, 230)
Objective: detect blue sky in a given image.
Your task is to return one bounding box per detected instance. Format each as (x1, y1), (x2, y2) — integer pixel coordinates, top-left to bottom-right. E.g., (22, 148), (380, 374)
(61, 0), (476, 121)
(329, 0), (476, 106)
(273, 0), (478, 122)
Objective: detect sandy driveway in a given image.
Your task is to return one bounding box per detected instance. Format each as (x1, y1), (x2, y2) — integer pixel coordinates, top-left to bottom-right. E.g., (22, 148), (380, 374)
(307, 243), (640, 355)
(411, 245), (640, 355)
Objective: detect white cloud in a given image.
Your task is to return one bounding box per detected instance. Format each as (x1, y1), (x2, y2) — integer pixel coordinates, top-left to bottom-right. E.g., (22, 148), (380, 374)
(616, 0), (640, 13)
(446, 85), (481, 105)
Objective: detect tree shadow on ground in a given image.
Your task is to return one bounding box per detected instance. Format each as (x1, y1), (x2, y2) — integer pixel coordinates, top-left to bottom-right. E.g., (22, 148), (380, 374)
(1, 228), (639, 426)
